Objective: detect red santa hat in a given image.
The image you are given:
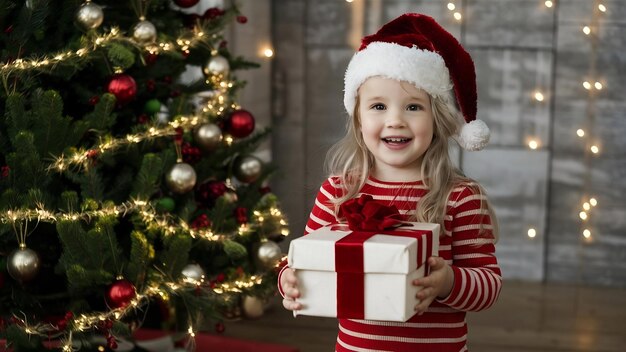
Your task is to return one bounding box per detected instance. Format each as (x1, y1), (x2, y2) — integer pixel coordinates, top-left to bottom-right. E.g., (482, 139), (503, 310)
(344, 13), (489, 151)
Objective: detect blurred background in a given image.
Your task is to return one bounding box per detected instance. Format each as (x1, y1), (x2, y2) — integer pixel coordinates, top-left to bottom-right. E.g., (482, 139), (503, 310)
(224, 0), (626, 351)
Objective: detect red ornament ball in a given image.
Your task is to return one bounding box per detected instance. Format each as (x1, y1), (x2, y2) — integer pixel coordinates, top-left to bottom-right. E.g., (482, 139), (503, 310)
(227, 110), (255, 138)
(107, 74), (137, 105)
(236, 16), (248, 24)
(106, 279), (137, 309)
(173, 0), (200, 8)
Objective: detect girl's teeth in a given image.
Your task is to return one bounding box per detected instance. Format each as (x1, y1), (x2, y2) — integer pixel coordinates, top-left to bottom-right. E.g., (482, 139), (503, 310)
(384, 138), (409, 142)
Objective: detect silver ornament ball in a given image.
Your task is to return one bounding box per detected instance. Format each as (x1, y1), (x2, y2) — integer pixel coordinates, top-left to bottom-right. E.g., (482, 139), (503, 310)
(133, 20), (157, 44)
(182, 263), (205, 282)
(166, 163), (197, 194)
(242, 295), (265, 319)
(7, 247), (40, 282)
(76, 2), (104, 30)
(256, 241), (282, 269)
(194, 123), (223, 152)
(234, 156), (263, 184)
(203, 55), (230, 77)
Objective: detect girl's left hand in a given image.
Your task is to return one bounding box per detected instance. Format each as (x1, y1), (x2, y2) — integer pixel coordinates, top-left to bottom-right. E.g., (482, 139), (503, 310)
(412, 257), (454, 315)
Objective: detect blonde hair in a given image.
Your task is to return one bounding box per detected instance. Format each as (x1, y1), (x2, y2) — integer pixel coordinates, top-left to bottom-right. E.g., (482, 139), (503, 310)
(325, 89), (498, 241)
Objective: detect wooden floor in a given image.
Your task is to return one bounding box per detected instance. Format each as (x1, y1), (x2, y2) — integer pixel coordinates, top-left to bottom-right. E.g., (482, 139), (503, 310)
(223, 280), (626, 352)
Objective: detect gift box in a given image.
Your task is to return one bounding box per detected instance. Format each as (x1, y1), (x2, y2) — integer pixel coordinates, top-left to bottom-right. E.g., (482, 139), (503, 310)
(288, 222), (439, 322)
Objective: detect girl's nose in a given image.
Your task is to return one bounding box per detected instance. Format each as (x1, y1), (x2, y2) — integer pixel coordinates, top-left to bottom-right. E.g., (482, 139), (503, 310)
(385, 110), (406, 128)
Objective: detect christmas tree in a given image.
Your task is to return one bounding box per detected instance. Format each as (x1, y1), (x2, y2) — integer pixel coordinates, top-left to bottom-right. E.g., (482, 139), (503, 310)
(0, 0), (288, 350)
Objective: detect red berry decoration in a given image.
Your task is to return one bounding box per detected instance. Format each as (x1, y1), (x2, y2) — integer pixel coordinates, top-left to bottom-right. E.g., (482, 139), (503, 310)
(88, 95), (100, 105)
(107, 74), (137, 105)
(173, 0), (200, 8)
(182, 143), (202, 164)
(236, 16), (248, 24)
(203, 7), (224, 20)
(195, 180), (227, 205)
(215, 322), (225, 334)
(227, 109), (255, 138)
(106, 279), (137, 309)
(1, 166), (9, 178)
(235, 207), (248, 224)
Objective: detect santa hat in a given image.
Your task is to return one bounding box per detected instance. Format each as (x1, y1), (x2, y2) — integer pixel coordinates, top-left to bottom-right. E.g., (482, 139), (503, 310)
(343, 13), (489, 151)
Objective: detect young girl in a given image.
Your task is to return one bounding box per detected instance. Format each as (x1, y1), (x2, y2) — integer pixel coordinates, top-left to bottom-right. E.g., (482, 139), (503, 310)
(279, 13), (501, 352)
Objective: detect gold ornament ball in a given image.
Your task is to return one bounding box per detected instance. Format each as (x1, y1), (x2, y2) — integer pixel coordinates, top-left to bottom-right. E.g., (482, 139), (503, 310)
(234, 156), (263, 184)
(194, 123), (223, 152)
(182, 263), (205, 282)
(203, 55), (230, 77)
(256, 241), (282, 269)
(242, 295), (265, 319)
(75, 2), (104, 30)
(165, 163), (197, 194)
(7, 247), (40, 282)
(133, 20), (157, 44)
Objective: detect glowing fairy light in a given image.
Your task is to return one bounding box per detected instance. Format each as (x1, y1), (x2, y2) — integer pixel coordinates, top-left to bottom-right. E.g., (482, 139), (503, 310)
(534, 91), (545, 101)
(583, 229), (591, 238)
(528, 140), (539, 150)
(590, 145), (599, 154)
(598, 4), (606, 12)
(263, 48), (274, 58)
(544, 1), (553, 8)
(447, 3), (456, 10)
(583, 81), (591, 90)
(579, 211), (588, 220)
(594, 81), (603, 90)
(583, 26), (591, 35)
(577, 129), (585, 137)
(453, 12), (462, 21)
(583, 202), (591, 211)
(590, 198), (598, 206)
(527, 228), (537, 238)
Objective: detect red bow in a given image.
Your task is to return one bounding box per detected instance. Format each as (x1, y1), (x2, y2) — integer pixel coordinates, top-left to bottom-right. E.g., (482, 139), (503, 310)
(338, 195), (403, 231)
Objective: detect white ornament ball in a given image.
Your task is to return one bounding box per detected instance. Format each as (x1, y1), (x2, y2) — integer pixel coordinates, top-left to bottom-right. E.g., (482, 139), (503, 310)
(242, 295), (265, 319)
(156, 104), (169, 124)
(165, 163), (197, 194)
(203, 55), (230, 77)
(194, 123), (222, 152)
(182, 263), (205, 282)
(132, 20), (157, 44)
(256, 241), (282, 269)
(75, 2), (104, 30)
(7, 247), (40, 282)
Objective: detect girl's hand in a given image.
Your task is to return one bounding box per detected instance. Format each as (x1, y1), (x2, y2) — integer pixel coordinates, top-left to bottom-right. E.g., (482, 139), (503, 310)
(280, 267), (302, 311)
(412, 257), (454, 315)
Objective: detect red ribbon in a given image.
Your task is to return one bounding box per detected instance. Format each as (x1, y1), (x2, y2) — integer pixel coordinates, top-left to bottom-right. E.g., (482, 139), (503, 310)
(333, 195), (434, 319)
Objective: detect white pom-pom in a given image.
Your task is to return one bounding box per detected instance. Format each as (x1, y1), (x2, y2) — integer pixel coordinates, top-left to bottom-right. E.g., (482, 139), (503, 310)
(457, 119), (490, 151)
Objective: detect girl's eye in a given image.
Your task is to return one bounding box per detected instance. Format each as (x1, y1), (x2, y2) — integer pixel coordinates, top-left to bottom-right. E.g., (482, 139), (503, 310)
(407, 104), (423, 111)
(371, 103), (386, 110)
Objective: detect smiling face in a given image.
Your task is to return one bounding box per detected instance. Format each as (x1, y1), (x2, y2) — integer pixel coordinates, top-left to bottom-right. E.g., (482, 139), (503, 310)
(357, 76), (434, 182)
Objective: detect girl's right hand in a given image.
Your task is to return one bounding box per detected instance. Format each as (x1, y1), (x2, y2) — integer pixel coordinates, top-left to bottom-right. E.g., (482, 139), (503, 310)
(280, 267), (302, 311)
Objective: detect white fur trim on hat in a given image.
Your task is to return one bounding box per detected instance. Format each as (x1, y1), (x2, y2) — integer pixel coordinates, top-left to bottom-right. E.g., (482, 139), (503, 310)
(457, 119), (490, 151)
(343, 42), (453, 115)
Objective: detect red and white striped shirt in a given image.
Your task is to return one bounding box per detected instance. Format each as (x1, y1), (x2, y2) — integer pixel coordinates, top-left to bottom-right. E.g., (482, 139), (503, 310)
(282, 176), (502, 352)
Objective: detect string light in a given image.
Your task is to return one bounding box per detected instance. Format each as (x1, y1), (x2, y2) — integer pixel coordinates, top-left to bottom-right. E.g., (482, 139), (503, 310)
(590, 145), (599, 154)
(589, 198), (598, 206)
(534, 91), (545, 102)
(583, 229), (591, 239)
(453, 12), (462, 21)
(582, 26), (591, 35)
(583, 81), (592, 90)
(594, 81), (603, 90)
(447, 3), (456, 10)
(544, 0), (553, 8)
(579, 211), (588, 220)
(527, 228), (537, 238)
(528, 139), (539, 150)
(576, 129), (585, 137)
(263, 48), (274, 58)
(598, 4), (606, 12)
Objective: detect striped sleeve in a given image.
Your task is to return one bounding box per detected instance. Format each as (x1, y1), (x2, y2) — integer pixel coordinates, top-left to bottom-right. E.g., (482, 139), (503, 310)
(304, 177), (342, 235)
(437, 185), (502, 312)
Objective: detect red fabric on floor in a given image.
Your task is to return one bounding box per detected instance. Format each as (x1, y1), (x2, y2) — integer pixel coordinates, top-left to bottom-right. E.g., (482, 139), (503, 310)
(134, 328), (299, 352)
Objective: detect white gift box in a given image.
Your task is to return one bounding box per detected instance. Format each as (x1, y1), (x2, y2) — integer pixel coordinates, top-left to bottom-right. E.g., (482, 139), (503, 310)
(288, 222), (439, 322)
